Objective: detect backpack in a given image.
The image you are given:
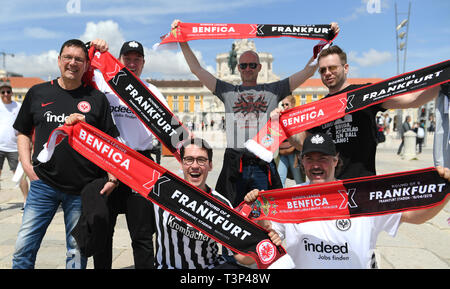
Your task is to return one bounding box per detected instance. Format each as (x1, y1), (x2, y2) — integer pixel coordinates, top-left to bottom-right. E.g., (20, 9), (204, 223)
(417, 127), (425, 138)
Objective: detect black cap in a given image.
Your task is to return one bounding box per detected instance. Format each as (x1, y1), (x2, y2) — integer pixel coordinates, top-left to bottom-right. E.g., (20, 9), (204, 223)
(302, 133), (337, 157)
(120, 41), (144, 57)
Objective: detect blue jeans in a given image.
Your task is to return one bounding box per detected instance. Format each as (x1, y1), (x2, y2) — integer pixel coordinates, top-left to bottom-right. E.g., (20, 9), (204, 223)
(234, 162), (277, 207)
(12, 180), (87, 269)
(277, 153), (303, 187)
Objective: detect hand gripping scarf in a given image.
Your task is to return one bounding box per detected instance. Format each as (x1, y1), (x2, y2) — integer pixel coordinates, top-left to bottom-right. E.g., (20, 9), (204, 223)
(83, 47), (189, 162)
(237, 168), (449, 223)
(36, 122), (295, 269)
(158, 22), (338, 45)
(36, 123), (449, 267)
(245, 60), (450, 162)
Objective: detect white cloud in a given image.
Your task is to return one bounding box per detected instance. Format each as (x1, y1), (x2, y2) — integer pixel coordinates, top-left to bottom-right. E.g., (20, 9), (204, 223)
(8, 50), (60, 79)
(1, 0), (280, 24)
(23, 27), (62, 39)
(348, 49), (393, 67)
(144, 48), (214, 79)
(341, 0), (390, 22)
(79, 20), (125, 56)
(78, 20), (213, 79)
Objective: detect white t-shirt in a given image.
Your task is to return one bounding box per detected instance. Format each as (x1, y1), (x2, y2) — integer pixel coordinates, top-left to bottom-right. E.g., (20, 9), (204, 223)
(93, 69), (169, 151)
(272, 182), (402, 269)
(0, 100), (21, 152)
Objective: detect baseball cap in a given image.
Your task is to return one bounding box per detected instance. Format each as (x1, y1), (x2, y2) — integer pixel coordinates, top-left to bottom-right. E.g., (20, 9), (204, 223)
(120, 41), (144, 57)
(0, 79), (12, 89)
(302, 133), (337, 157)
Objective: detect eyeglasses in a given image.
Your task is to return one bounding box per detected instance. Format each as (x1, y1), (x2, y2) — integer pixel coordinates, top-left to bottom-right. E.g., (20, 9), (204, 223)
(182, 156), (209, 166)
(60, 55), (86, 64)
(318, 64), (343, 75)
(1, 90), (12, 95)
(238, 62), (258, 70)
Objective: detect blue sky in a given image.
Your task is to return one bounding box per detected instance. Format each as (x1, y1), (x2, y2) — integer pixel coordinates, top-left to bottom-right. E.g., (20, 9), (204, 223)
(1, 0), (449, 81)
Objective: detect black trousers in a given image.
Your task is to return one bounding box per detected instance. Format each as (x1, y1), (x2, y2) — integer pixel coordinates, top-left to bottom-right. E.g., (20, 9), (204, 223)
(93, 152), (156, 269)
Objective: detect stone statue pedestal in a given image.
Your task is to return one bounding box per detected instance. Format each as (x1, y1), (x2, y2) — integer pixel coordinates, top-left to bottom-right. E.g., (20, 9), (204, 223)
(401, 130), (418, 160)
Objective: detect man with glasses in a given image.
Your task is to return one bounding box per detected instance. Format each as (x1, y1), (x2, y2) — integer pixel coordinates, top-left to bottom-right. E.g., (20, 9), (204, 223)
(172, 19), (340, 207)
(153, 137), (266, 268)
(245, 132), (450, 268)
(289, 45), (441, 180)
(12, 39), (119, 269)
(0, 79), (28, 205)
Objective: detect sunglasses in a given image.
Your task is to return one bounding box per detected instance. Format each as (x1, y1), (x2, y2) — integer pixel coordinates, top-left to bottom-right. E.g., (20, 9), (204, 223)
(238, 62), (258, 70)
(318, 64), (343, 75)
(1, 90), (12, 95)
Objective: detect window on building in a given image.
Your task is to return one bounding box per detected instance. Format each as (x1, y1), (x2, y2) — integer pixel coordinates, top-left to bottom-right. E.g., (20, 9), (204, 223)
(301, 94), (306, 105)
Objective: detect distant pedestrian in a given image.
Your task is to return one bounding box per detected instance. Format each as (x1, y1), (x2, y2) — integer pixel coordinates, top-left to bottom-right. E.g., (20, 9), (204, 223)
(413, 121), (425, 154)
(398, 115), (412, 155)
(0, 79), (28, 205)
(276, 95), (303, 187)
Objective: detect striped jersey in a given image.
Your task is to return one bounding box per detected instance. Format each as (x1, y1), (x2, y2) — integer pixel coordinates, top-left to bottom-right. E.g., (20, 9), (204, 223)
(153, 186), (233, 269)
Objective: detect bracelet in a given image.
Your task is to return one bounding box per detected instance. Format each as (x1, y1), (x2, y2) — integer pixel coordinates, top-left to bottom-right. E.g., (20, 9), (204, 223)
(108, 179), (119, 185)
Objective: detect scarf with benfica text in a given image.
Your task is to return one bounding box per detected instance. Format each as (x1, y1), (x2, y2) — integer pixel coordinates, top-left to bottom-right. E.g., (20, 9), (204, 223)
(36, 121), (294, 269)
(245, 60), (450, 162)
(83, 47), (189, 162)
(237, 168), (449, 223)
(158, 22), (338, 46)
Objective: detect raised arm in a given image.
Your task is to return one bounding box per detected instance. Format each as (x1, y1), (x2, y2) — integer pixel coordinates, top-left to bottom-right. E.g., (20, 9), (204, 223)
(173, 20), (217, 93)
(400, 166), (450, 224)
(382, 86), (440, 109)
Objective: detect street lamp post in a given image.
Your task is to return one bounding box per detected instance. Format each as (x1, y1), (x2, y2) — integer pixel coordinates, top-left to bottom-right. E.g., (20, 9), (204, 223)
(394, 2), (411, 137)
(0, 52), (15, 70)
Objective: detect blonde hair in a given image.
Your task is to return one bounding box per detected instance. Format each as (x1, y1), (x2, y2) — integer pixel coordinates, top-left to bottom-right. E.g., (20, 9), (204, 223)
(283, 95), (296, 106)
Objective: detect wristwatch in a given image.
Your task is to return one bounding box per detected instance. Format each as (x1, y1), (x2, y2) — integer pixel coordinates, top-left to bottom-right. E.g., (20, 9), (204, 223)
(108, 178), (119, 186)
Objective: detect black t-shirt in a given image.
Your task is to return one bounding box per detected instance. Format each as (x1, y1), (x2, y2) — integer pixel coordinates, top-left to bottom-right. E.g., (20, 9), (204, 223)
(309, 84), (385, 179)
(14, 79), (119, 194)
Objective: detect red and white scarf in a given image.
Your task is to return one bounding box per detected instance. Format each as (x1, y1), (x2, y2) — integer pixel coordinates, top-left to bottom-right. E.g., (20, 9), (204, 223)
(36, 122), (294, 269)
(158, 22), (338, 46)
(83, 47), (190, 162)
(245, 60), (450, 162)
(237, 168), (449, 223)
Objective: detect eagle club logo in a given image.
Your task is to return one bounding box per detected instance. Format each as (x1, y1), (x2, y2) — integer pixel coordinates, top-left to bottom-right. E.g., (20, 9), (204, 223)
(232, 94), (268, 117)
(77, 101), (91, 113)
(128, 41), (139, 48)
(256, 239), (276, 264)
(311, 134), (325, 144)
(336, 219), (351, 231)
